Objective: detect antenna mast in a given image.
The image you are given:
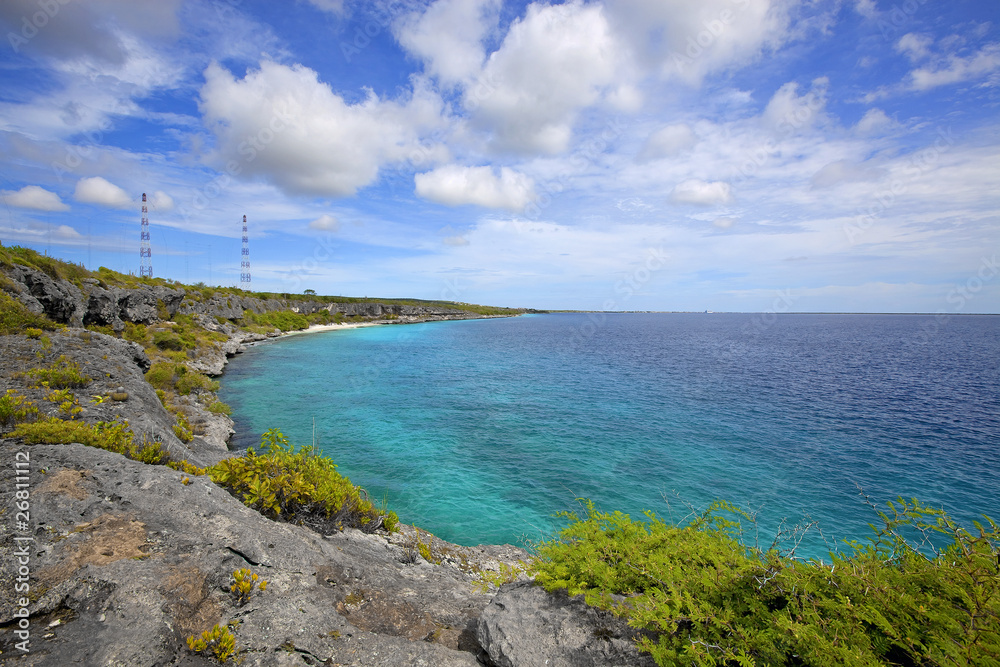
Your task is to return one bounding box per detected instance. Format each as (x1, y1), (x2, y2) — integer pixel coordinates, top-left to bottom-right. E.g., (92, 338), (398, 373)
(140, 193), (152, 277)
(240, 214), (251, 290)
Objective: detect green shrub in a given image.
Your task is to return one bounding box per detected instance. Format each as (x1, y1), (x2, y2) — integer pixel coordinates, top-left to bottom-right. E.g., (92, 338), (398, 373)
(25, 327), (42, 338)
(152, 330), (183, 351)
(21, 355), (90, 388)
(173, 422), (194, 443)
(144, 362), (178, 391)
(9, 416), (167, 462)
(230, 568), (268, 606)
(0, 291), (57, 335)
(186, 624), (236, 663)
(85, 323), (116, 337)
(207, 428), (388, 533)
(241, 310), (309, 332)
(207, 401), (233, 416)
(533, 498), (1000, 667)
(176, 372), (219, 396)
(0, 390), (39, 428)
(123, 322), (148, 344)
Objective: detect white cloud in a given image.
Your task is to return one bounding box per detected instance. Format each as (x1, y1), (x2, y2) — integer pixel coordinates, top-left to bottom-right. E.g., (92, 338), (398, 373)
(670, 179), (733, 206)
(305, 0), (345, 15)
(74, 176), (132, 208)
(54, 224), (83, 239)
(148, 190), (174, 211)
(908, 42), (1000, 91)
(853, 0), (878, 19)
(762, 78), (829, 133)
(2, 185), (69, 211)
(896, 33), (933, 62)
(395, 0), (500, 85)
(469, 2), (624, 154)
(199, 61), (445, 197)
(309, 214), (340, 231)
(638, 123), (698, 161)
(443, 235), (470, 246)
(810, 160), (886, 188)
(855, 108), (895, 134)
(605, 0), (794, 85)
(414, 165), (535, 210)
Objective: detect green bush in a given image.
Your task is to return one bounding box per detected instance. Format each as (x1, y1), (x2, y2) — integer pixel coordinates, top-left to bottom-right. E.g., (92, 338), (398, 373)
(241, 310), (309, 332)
(533, 498), (1000, 667)
(207, 401), (233, 416)
(187, 623), (235, 663)
(175, 371), (220, 396)
(21, 355), (90, 388)
(0, 389), (39, 427)
(145, 362), (178, 391)
(0, 291), (57, 335)
(10, 416), (167, 464)
(207, 428), (388, 533)
(123, 322), (148, 344)
(152, 330), (183, 351)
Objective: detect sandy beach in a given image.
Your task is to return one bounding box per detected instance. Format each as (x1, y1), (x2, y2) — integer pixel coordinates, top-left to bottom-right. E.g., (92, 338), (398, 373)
(280, 320), (387, 338)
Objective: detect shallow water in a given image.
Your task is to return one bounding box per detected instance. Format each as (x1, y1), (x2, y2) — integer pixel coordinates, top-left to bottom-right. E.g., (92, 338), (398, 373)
(219, 313), (1000, 558)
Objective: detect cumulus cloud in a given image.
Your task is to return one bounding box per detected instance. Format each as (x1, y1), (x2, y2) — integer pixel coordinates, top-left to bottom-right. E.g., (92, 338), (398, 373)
(74, 176), (132, 208)
(395, 0), (500, 85)
(762, 78), (829, 133)
(669, 179), (733, 206)
(896, 33), (934, 62)
(469, 2), (624, 154)
(199, 61), (445, 197)
(604, 0), (793, 85)
(54, 224), (83, 239)
(2, 185), (69, 211)
(148, 190), (174, 211)
(855, 108), (895, 134)
(309, 214), (340, 231)
(638, 123), (698, 161)
(0, 0), (182, 64)
(414, 165), (535, 210)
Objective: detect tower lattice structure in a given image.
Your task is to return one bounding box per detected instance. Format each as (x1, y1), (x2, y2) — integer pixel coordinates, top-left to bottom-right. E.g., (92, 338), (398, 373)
(240, 215), (251, 290)
(140, 193), (152, 277)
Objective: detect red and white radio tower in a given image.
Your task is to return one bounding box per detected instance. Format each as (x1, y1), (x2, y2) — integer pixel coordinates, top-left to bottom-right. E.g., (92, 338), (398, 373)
(240, 214), (251, 290)
(140, 193), (152, 277)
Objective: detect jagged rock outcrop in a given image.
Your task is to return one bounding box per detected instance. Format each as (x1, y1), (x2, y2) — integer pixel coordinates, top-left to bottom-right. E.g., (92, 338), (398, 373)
(0, 329), (231, 468)
(6, 265), (86, 326)
(0, 442), (528, 665)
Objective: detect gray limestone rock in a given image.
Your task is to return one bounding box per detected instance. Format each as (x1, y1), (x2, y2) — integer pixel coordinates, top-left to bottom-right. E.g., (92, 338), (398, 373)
(477, 581), (658, 667)
(0, 442), (525, 666)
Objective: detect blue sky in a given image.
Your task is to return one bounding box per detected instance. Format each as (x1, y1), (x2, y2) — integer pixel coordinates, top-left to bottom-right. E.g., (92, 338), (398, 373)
(0, 0), (997, 312)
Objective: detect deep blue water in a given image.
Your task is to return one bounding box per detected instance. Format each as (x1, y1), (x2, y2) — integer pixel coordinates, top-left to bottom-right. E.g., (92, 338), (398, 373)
(219, 313), (1000, 559)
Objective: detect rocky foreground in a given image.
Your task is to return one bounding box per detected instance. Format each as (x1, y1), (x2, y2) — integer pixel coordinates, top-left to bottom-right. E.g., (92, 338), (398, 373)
(0, 258), (652, 666)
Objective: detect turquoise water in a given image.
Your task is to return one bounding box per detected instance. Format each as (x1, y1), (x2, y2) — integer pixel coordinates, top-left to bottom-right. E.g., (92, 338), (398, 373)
(219, 313), (1000, 558)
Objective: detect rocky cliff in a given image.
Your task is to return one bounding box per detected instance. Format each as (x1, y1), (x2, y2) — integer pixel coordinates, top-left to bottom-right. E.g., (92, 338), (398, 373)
(0, 254), (651, 666)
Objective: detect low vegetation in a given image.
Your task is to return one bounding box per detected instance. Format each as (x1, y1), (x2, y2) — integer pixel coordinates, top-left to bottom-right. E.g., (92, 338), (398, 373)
(533, 497), (1000, 667)
(230, 568), (268, 606)
(0, 290), (58, 335)
(19, 355), (90, 388)
(207, 428), (397, 535)
(10, 415), (168, 465)
(186, 623), (236, 663)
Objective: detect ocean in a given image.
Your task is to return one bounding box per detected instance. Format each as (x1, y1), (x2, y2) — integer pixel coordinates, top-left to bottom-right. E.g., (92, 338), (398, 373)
(218, 312), (1000, 560)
